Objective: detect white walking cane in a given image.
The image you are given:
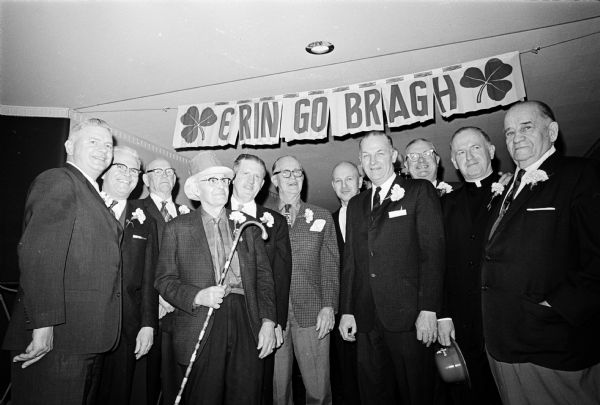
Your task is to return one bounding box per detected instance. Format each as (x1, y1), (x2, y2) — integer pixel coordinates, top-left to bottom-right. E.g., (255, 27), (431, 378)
(174, 219), (268, 405)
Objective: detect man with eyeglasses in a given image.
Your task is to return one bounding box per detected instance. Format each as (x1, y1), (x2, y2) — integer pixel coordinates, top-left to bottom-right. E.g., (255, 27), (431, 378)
(271, 155), (339, 405)
(155, 151), (276, 404)
(339, 131), (444, 405)
(3, 119), (122, 405)
(230, 153), (292, 405)
(140, 157), (189, 405)
(404, 138), (453, 196)
(97, 146), (160, 405)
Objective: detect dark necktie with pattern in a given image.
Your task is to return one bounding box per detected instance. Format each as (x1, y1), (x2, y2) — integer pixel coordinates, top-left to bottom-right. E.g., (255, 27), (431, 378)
(283, 204), (292, 226)
(161, 201), (173, 222)
(372, 186), (382, 211)
(489, 169), (524, 238)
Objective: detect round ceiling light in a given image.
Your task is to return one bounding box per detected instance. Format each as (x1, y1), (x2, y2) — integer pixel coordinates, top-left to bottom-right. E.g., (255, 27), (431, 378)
(306, 41), (334, 55)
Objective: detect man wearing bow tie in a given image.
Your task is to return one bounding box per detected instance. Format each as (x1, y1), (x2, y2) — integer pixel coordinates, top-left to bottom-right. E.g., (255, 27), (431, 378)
(339, 131), (444, 405)
(482, 100), (600, 404)
(230, 153), (292, 405)
(97, 146), (159, 405)
(3, 118), (121, 405)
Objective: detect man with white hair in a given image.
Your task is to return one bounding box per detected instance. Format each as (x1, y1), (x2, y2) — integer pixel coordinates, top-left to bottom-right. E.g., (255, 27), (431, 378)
(155, 151), (276, 404)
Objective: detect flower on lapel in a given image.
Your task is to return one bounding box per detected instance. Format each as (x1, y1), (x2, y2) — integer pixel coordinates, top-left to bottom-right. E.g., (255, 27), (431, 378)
(304, 208), (314, 223)
(178, 205), (190, 215)
(523, 169), (549, 188)
(260, 212), (274, 228)
(436, 181), (453, 196)
(229, 211), (247, 226)
(126, 208), (146, 227)
(487, 182), (505, 211)
(389, 184), (405, 202)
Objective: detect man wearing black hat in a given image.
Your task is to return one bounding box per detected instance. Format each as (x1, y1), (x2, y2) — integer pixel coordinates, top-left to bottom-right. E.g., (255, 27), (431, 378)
(154, 151), (276, 404)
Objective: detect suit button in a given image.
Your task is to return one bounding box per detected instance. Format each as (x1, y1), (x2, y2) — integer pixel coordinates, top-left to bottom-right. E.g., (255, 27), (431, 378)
(370, 274), (376, 278)
(470, 234), (476, 239)
(370, 251), (374, 257)
(481, 285), (489, 291)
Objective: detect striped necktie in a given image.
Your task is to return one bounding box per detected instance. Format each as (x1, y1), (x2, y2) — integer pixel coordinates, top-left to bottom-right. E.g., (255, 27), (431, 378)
(161, 201), (173, 222)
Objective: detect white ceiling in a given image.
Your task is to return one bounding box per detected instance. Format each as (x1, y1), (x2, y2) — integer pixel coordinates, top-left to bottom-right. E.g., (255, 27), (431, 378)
(2, 1), (600, 210)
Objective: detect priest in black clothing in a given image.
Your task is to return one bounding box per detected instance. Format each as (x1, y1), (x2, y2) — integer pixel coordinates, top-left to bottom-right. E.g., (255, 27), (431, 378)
(438, 127), (503, 405)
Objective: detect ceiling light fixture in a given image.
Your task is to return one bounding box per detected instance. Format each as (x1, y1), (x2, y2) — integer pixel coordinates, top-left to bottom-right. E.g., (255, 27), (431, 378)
(306, 41), (334, 55)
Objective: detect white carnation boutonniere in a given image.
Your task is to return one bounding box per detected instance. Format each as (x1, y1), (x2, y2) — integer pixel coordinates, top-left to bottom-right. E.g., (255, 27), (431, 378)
(523, 169), (549, 189)
(126, 208), (146, 227)
(178, 205), (190, 215)
(229, 211), (247, 226)
(388, 184), (405, 202)
(304, 208), (314, 223)
(436, 181), (453, 196)
(487, 182), (505, 210)
(259, 212), (274, 228)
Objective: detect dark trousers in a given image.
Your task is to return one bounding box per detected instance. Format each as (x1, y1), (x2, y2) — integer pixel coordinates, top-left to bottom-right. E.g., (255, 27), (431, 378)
(11, 350), (103, 405)
(159, 322), (183, 405)
(97, 333), (136, 405)
(356, 317), (435, 405)
(446, 348), (501, 405)
(262, 350), (275, 405)
(330, 314), (361, 405)
(179, 294), (263, 405)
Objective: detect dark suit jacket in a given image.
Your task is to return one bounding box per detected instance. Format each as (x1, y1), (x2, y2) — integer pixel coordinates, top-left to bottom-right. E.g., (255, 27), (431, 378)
(140, 196), (182, 246)
(154, 208), (276, 365)
(121, 200), (159, 340)
(255, 205), (292, 328)
(440, 173), (500, 353)
(341, 175), (445, 333)
(482, 154), (600, 370)
(3, 165), (122, 353)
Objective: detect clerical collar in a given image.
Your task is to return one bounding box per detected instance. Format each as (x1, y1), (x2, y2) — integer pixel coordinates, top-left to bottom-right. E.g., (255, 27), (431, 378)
(465, 171), (493, 188)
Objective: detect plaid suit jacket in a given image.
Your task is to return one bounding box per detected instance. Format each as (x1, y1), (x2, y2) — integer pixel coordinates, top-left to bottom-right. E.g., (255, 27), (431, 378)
(286, 201), (339, 328)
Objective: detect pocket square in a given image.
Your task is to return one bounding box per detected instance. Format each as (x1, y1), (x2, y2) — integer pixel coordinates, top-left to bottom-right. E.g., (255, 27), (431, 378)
(526, 207), (555, 212)
(132, 234), (147, 240)
(310, 219), (326, 232)
(389, 209), (407, 218)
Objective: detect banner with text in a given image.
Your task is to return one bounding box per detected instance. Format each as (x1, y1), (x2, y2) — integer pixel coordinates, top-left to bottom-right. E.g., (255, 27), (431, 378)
(173, 51), (525, 148)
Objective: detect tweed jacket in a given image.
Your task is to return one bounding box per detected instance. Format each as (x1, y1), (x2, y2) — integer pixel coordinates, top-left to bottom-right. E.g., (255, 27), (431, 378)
(120, 200), (159, 340)
(341, 175), (445, 333)
(482, 154), (600, 370)
(154, 208), (276, 365)
(3, 165), (123, 353)
(284, 201), (339, 328)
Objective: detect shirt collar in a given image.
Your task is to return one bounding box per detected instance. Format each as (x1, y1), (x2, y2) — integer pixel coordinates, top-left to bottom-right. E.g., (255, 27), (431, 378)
(67, 162), (100, 193)
(150, 193), (173, 207)
(521, 146), (556, 173)
(372, 173), (397, 201)
(231, 196), (257, 216)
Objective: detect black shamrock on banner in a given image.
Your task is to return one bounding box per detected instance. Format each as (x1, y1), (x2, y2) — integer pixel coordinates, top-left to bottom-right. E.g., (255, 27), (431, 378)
(460, 58), (513, 103)
(180, 106), (218, 143)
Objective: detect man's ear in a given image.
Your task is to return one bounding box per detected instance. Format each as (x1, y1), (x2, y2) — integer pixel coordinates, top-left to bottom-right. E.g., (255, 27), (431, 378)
(488, 144), (496, 160)
(271, 174), (279, 189)
(548, 121), (559, 143)
(64, 139), (74, 156)
(358, 176), (364, 189)
(142, 174), (150, 188)
(451, 156), (459, 170)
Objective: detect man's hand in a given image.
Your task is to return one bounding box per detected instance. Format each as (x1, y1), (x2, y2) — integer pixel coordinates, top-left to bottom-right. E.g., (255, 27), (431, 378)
(134, 327), (154, 360)
(415, 311), (437, 347)
(339, 314), (357, 342)
(275, 324), (284, 348)
(158, 295), (175, 319)
(193, 286), (226, 309)
(13, 326), (54, 368)
(315, 307), (335, 340)
(437, 319), (455, 347)
(257, 320), (276, 359)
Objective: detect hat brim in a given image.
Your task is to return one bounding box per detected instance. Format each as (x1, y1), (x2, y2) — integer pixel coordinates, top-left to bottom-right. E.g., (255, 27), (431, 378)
(184, 166), (234, 201)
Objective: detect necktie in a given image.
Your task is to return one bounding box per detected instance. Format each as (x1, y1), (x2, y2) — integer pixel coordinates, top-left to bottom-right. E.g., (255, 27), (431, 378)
(108, 200), (119, 219)
(489, 170), (524, 238)
(213, 218), (226, 281)
(283, 204), (292, 226)
(161, 201), (173, 222)
(372, 187), (382, 211)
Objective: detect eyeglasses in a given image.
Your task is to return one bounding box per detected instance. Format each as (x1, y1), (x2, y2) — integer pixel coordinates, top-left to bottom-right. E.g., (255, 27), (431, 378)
(111, 163), (141, 176)
(273, 169), (304, 178)
(200, 177), (232, 186)
(146, 168), (176, 177)
(406, 149), (437, 162)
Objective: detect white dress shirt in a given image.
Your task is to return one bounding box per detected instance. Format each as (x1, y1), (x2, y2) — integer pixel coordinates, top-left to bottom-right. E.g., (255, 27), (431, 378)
(371, 173), (397, 208)
(150, 193), (178, 218)
(230, 196), (257, 218)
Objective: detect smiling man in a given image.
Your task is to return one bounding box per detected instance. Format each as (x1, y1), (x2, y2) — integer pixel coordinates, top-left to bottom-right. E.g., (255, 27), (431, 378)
(339, 131), (444, 405)
(437, 127), (502, 404)
(3, 118), (122, 405)
(271, 155), (339, 405)
(404, 138), (440, 185)
(97, 146), (159, 405)
(230, 153), (292, 405)
(482, 101), (600, 404)
(155, 151), (276, 404)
